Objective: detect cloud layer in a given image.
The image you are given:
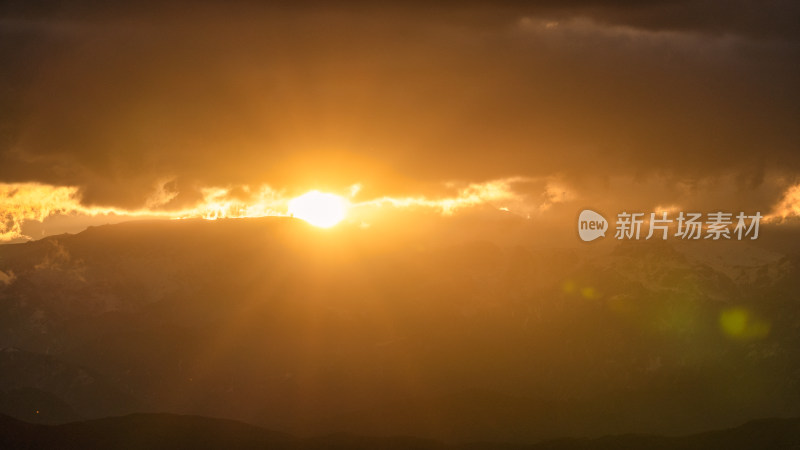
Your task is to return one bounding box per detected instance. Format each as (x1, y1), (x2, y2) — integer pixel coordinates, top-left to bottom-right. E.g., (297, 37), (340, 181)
(0, 1), (798, 237)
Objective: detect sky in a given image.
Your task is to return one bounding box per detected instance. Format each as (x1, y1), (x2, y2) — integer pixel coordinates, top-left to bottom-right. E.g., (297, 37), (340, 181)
(0, 0), (799, 242)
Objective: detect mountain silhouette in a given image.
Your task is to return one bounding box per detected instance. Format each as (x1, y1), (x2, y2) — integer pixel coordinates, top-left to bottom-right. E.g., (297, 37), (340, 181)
(1, 413), (799, 449)
(0, 218), (799, 443)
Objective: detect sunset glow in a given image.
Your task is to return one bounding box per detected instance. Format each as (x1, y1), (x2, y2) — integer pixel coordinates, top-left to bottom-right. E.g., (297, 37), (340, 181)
(1, 1), (799, 446)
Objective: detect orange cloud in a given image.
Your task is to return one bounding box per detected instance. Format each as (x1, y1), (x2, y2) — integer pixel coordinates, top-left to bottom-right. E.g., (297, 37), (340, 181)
(353, 177), (572, 217)
(0, 183), (178, 241)
(1, 178), (564, 242)
(766, 183), (800, 222)
(1, 183), (84, 241)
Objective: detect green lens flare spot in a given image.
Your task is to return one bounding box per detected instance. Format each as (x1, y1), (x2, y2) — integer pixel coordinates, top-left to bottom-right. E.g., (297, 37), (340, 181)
(719, 307), (770, 341)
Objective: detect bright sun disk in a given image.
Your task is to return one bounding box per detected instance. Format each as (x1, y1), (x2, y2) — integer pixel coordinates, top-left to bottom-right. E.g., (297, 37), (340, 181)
(288, 191), (347, 228)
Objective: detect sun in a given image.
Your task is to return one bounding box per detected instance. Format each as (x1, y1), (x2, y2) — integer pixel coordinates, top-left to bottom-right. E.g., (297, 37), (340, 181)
(288, 191), (348, 228)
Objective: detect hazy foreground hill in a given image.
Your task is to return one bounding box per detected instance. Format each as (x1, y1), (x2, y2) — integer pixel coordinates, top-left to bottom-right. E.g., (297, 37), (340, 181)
(0, 218), (799, 443)
(1, 413), (799, 449)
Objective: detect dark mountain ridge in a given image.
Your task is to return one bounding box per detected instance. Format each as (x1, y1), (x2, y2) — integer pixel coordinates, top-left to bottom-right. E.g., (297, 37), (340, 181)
(1, 218), (799, 442)
(1, 413), (799, 450)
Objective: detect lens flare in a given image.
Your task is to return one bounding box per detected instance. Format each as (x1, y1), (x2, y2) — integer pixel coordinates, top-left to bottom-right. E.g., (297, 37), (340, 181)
(719, 307), (770, 341)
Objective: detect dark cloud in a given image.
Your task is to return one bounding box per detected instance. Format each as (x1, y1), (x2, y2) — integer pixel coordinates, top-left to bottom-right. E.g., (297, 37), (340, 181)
(0, 1), (798, 209)
(521, 0), (800, 40)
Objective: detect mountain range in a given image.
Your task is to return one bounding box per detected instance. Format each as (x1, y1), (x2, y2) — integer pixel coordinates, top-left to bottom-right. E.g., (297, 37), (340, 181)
(1, 413), (799, 449)
(1, 217), (798, 444)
